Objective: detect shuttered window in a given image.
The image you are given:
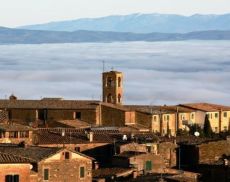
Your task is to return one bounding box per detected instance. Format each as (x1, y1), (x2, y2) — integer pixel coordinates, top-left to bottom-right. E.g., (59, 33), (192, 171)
(5, 175), (19, 182)
(80, 166), (85, 178)
(145, 160), (152, 171)
(44, 169), (49, 180)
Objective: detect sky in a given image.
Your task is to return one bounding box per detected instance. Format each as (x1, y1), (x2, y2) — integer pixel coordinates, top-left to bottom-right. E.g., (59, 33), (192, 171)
(1, 0), (230, 27)
(0, 41), (230, 105)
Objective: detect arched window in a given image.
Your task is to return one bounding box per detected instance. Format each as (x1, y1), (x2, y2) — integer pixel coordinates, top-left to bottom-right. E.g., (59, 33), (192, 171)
(118, 77), (121, 87)
(107, 94), (113, 103)
(107, 77), (113, 87)
(118, 94), (121, 103)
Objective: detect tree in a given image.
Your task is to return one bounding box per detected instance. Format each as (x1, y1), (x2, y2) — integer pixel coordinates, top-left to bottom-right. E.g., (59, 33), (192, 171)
(176, 129), (189, 136)
(203, 114), (213, 138)
(188, 123), (204, 137)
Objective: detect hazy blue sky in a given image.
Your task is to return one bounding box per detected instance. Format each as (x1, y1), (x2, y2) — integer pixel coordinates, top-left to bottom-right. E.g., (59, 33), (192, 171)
(1, 0), (230, 27)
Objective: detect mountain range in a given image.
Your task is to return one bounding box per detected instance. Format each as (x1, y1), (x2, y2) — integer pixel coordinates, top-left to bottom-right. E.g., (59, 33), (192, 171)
(19, 13), (230, 33)
(1, 26), (230, 44)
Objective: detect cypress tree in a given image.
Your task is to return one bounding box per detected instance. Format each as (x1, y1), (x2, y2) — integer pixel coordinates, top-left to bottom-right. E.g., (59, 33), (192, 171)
(203, 114), (213, 138)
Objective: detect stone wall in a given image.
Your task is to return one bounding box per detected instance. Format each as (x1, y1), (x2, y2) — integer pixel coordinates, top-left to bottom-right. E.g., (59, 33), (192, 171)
(10, 109), (37, 123)
(112, 153), (165, 174)
(158, 142), (177, 167)
(47, 109), (98, 125)
(7, 108), (99, 126)
(118, 143), (148, 154)
(101, 105), (126, 126)
(198, 140), (230, 164)
(135, 111), (152, 128)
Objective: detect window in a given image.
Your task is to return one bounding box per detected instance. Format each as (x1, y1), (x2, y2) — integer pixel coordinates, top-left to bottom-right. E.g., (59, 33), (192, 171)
(118, 77), (121, 87)
(145, 161), (152, 171)
(0, 131), (5, 138)
(215, 113), (218, 118)
(19, 131), (29, 138)
(146, 146), (151, 153)
(168, 129), (172, 135)
(215, 127), (218, 133)
(191, 113), (194, 119)
(75, 112), (81, 119)
(8, 110), (12, 120)
(5, 175), (19, 182)
(80, 166), (85, 178)
(166, 115), (170, 121)
(224, 126), (227, 131)
(107, 94), (113, 103)
(75, 147), (80, 152)
(224, 112), (227, 117)
(153, 116), (157, 122)
(117, 94), (121, 103)
(64, 152), (70, 159)
(107, 77), (113, 87)
(9, 131), (18, 138)
(44, 169), (49, 180)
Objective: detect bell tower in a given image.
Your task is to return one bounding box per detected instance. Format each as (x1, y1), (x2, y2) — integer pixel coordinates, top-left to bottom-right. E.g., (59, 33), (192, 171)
(102, 71), (123, 105)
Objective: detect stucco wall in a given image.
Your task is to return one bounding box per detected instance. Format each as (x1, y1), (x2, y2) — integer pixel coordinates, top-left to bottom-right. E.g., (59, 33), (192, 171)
(0, 164), (31, 182)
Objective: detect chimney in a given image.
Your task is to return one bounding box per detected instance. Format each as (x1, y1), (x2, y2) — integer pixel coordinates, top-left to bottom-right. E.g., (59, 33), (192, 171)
(9, 94), (17, 100)
(94, 161), (99, 170)
(87, 131), (94, 142)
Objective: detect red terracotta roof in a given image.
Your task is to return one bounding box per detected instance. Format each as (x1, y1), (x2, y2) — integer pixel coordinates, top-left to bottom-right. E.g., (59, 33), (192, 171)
(101, 102), (132, 112)
(114, 151), (147, 158)
(34, 128), (159, 145)
(0, 99), (100, 109)
(0, 123), (33, 131)
(180, 103), (230, 112)
(126, 105), (195, 114)
(93, 167), (133, 178)
(0, 152), (32, 163)
(0, 145), (61, 162)
(55, 120), (91, 129)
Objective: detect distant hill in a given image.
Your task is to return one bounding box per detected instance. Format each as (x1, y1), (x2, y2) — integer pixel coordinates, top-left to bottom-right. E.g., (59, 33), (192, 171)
(1, 27), (230, 44)
(18, 13), (230, 33)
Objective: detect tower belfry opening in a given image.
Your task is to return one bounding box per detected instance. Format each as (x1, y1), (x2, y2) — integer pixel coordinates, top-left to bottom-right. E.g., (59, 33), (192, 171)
(102, 71), (123, 105)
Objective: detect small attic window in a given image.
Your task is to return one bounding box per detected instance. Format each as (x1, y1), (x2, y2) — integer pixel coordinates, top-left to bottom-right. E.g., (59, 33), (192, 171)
(64, 152), (70, 159)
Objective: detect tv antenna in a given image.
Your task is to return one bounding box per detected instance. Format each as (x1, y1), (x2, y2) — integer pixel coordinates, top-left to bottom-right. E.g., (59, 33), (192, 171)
(102, 60), (105, 72)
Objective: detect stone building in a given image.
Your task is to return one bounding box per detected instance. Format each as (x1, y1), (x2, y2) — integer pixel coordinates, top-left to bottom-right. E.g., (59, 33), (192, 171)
(1, 71), (230, 136)
(0, 151), (32, 182)
(177, 138), (230, 170)
(0, 144), (93, 182)
(126, 105), (197, 136)
(0, 98), (101, 126)
(180, 103), (230, 133)
(112, 151), (165, 174)
(0, 96), (137, 128)
(32, 127), (159, 167)
(0, 123), (33, 144)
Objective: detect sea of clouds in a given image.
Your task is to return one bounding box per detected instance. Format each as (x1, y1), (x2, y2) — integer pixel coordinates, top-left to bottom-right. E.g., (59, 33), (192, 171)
(0, 41), (230, 105)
